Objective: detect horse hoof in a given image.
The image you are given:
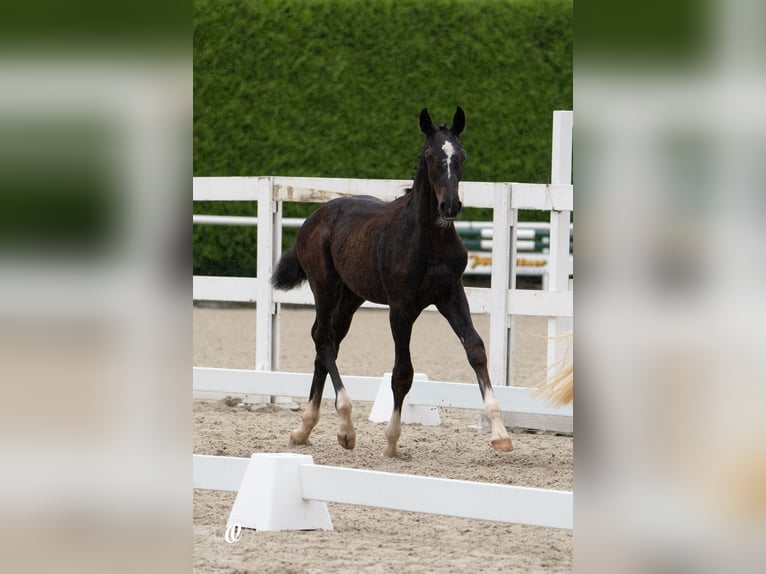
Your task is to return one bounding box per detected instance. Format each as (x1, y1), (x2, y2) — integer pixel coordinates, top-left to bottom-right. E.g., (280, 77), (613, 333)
(491, 437), (513, 452)
(382, 446), (397, 458)
(337, 433), (356, 450)
(289, 431), (309, 446)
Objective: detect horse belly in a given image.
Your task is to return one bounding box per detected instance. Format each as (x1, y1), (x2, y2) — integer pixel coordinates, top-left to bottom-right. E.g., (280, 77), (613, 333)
(329, 221), (389, 304)
(343, 275), (388, 305)
(333, 241), (388, 304)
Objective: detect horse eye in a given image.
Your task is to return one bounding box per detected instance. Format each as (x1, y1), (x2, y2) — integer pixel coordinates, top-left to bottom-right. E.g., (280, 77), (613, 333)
(425, 154), (434, 164)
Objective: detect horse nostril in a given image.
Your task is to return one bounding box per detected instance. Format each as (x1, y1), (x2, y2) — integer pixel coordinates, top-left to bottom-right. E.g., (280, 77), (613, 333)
(457, 201), (462, 211)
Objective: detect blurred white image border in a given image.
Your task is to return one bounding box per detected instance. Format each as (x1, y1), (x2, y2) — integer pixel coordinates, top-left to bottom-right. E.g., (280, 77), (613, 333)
(1, 0), (766, 572)
(0, 3), (190, 572)
(577, 0), (766, 572)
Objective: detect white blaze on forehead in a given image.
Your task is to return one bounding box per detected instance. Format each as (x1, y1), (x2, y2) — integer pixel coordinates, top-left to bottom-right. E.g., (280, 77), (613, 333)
(441, 140), (455, 179)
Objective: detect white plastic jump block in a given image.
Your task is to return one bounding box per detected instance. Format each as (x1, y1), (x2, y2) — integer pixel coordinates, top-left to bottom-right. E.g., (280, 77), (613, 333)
(227, 453), (333, 532)
(368, 372), (441, 426)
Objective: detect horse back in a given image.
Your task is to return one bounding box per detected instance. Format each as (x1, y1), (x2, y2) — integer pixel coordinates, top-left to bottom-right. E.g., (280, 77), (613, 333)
(294, 196), (398, 303)
(295, 195), (467, 308)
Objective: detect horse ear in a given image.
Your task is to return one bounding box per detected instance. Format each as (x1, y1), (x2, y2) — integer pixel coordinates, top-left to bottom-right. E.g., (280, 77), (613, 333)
(419, 108), (435, 136)
(451, 106), (466, 136)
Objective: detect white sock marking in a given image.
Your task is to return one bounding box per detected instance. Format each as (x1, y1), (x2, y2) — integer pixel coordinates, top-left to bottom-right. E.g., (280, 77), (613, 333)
(483, 387), (510, 443)
(384, 410), (402, 457)
(336, 389), (353, 429)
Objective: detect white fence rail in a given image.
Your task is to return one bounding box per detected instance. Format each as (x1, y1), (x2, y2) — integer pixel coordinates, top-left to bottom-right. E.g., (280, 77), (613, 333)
(193, 214), (572, 279)
(193, 453), (573, 530)
(193, 367), (572, 418)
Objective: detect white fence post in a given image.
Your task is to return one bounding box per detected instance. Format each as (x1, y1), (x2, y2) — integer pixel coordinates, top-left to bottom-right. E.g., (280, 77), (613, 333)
(255, 176), (275, 371)
(271, 196), (283, 373)
(508, 200), (518, 384)
(247, 177), (276, 407)
(547, 111), (574, 375)
(254, 179), (294, 408)
(488, 182), (512, 388)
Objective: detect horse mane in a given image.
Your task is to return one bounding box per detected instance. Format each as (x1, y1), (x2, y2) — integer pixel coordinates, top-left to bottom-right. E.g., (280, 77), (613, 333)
(404, 156), (421, 194)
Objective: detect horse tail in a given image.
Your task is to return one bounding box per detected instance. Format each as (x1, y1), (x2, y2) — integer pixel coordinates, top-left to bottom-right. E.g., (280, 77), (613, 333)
(272, 246), (306, 290)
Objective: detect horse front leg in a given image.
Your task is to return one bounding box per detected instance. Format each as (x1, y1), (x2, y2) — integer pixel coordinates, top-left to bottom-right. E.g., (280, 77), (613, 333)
(384, 306), (417, 457)
(437, 288), (513, 453)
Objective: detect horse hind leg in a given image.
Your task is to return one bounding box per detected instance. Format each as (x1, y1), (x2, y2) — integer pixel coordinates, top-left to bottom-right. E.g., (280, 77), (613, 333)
(314, 334), (355, 450)
(290, 330), (357, 451)
(335, 386), (354, 449)
(327, 288), (363, 450)
(289, 365), (324, 445)
(299, 284), (361, 451)
(289, 321), (326, 446)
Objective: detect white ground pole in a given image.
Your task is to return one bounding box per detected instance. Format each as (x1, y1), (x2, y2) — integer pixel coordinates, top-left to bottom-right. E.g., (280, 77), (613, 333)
(192, 453), (573, 532)
(547, 111), (574, 377)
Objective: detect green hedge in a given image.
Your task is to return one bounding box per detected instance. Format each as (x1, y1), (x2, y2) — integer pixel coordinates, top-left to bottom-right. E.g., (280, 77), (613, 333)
(194, 0), (572, 277)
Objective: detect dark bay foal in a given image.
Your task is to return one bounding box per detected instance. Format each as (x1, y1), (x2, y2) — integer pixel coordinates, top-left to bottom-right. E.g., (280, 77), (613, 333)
(272, 107), (513, 457)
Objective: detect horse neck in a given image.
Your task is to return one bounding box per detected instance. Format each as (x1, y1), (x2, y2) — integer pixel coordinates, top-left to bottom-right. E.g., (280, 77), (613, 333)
(409, 160), (440, 229)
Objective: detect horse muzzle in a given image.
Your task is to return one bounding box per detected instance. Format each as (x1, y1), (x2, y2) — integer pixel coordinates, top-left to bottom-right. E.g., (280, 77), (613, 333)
(438, 197), (462, 220)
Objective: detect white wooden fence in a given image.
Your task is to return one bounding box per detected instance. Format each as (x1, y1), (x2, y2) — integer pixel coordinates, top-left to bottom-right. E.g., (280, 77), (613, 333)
(193, 453), (573, 530)
(193, 367), (572, 423)
(193, 111), (573, 399)
(193, 214), (573, 282)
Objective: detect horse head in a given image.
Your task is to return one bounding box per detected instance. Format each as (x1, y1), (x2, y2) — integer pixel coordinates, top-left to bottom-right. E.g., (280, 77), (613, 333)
(419, 106), (467, 222)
